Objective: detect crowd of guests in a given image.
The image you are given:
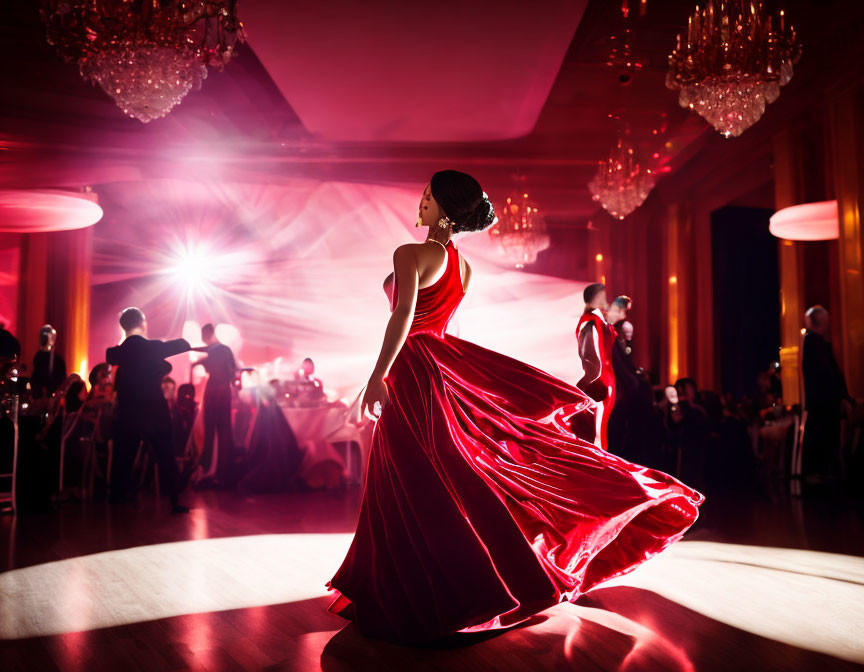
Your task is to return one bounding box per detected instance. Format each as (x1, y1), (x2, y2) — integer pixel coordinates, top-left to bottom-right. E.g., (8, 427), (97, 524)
(2, 293), (860, 515)
(591, 291), (862, 500)
(0, 309), (347, 514)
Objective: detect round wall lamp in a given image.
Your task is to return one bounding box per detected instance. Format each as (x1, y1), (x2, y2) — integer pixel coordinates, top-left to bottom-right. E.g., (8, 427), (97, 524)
(769, 200), (838, 241)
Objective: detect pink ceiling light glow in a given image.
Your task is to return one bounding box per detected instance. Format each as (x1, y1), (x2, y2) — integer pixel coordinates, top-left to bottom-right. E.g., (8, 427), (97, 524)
(769, 200), (839, 241)
(0, 189), (103, 233)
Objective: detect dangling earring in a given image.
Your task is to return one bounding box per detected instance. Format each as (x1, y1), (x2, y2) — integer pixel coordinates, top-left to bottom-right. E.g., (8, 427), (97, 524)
(416, 217), (423, 227)
(437, 216), (450, 229)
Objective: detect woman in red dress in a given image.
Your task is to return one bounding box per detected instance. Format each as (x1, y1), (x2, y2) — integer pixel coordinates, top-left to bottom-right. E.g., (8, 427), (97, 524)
(327, 170), (704, 643)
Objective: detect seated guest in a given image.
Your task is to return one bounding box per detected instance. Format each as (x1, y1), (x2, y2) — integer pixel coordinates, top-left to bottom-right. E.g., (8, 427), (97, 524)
(64, 378), (87, 414)
(85, 362), (115, 496)
(269, 378), (286, 403)
(0, 319), (20, 361)
(161, 376), (182, 456)
(291, 357), (326, 408)
(236, 381), (304, 494)
(62, 378), (89, 490)
(161, 375), (177, 405)
(174, 383), (198, 458)
(105, 307), (191, 513)
(671, 378), (709, 492)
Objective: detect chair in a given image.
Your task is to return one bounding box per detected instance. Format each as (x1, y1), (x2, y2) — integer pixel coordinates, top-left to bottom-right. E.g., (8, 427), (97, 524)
(0, 396), (20, 515)
(789, 411), (805, 497)
(323, 390), (371, 485)
(59, 409), (81, 492)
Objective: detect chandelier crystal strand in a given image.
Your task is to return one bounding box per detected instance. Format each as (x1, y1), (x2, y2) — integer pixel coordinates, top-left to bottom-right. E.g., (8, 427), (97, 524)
(81, 42), (208, 123)
(666, 0), (801, 138)
(488, 193), (550, 269)
(588, 138), (656, 220)
(41, 1), (245, 123)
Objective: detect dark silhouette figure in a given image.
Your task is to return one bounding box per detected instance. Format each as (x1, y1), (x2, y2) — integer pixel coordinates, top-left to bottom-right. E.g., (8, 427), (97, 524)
(802, 306), (850, 481)
(671, 378), (710, 493)
(606, 296), (640, 461)
(174, 383), (198, 458)
(31, 324), (66, 398)
(0, 321), (20, 361)
(192, 323), (237, 487)
(105, 307), (190, 513)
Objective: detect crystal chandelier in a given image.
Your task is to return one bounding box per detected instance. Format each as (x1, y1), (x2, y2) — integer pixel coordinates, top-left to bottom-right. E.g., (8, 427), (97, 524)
(588, 138), (655, 220)
(488, 192), (550, 269)
(666, 1), (801, 138)
(41, 1), (246, 123)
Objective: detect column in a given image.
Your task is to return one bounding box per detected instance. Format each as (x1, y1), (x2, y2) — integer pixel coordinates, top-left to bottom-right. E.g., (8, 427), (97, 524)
(664, 201), (690, 384)
(61, 228), (93, 380)
(828, 87), (864, 398)
(16, 233), (49, 370)
(16, 228), (93, 382)
(772, 130), (806, 406)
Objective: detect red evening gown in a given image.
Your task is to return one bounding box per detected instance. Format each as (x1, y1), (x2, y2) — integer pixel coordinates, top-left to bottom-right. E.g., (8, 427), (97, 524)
(327, 240), (704, 643)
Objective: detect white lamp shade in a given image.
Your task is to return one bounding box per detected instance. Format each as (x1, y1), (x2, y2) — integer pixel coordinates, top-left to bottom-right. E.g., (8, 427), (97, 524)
(769, 200), (839, 241)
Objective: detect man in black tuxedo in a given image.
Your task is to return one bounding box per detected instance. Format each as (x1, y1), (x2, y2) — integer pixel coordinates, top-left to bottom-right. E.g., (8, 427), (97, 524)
(106, 307), (191, 513)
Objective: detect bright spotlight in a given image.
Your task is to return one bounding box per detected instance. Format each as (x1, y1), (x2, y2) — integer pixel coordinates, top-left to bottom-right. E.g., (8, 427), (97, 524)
(170, 247), (217, 291)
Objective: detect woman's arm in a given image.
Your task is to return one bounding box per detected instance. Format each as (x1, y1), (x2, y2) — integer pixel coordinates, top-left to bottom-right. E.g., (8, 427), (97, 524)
(362, 246), (419, 416)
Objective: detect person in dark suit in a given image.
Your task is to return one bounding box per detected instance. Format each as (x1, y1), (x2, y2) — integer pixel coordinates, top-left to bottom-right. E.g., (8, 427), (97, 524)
(105, 307), (191, 513)
(191, 323), (237, 487)
(606, 296), (641, 462)
(31, 324), (66, 399)
(802, 306), (851, 483)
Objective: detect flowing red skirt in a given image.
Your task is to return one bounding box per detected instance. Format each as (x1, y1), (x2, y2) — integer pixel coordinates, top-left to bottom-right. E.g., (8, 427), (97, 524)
(328, 332), (704, 642)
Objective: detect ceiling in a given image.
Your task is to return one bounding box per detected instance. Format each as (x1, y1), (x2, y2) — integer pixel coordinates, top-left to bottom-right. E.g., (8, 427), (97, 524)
(0, 0), (843, 224)
(242, 0), (588, 143)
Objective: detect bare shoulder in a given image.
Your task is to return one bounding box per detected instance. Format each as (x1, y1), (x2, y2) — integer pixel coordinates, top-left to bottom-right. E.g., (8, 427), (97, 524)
(393, 242), (420, 256)
(392, 243), (421, 264)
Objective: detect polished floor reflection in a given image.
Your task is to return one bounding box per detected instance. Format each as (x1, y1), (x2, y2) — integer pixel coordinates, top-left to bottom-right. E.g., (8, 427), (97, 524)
(1, 490), (862, 671)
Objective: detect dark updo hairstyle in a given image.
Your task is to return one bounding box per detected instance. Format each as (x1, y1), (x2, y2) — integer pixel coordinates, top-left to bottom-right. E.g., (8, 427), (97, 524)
(430, 170), (496, 234)
(612, 295), (632, 311)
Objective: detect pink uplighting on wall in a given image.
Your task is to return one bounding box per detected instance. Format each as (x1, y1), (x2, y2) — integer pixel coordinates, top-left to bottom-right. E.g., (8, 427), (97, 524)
(0, 189), (103, 233)
(769, 200), (839, 241)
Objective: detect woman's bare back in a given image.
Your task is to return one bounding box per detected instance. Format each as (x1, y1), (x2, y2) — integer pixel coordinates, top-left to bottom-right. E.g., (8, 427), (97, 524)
(383, 241), (471, 302)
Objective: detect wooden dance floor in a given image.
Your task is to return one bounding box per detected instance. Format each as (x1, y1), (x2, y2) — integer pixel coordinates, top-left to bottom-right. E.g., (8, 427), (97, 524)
(1, 489), (863, 671)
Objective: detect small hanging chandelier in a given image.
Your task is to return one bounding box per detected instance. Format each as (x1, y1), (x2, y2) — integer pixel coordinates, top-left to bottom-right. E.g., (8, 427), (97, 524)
(588, 138), (655, 220)
(41, 0), (246, 123)
(488, 192), (550, 269)
(666, 0), (801, 138)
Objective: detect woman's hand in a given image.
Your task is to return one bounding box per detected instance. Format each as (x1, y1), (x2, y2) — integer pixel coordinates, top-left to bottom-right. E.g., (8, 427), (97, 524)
(362, 375), (390, 419)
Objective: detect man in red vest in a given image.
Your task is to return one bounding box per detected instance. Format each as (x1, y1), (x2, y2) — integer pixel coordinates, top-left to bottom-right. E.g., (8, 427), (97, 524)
(573, 283), (616, 448)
